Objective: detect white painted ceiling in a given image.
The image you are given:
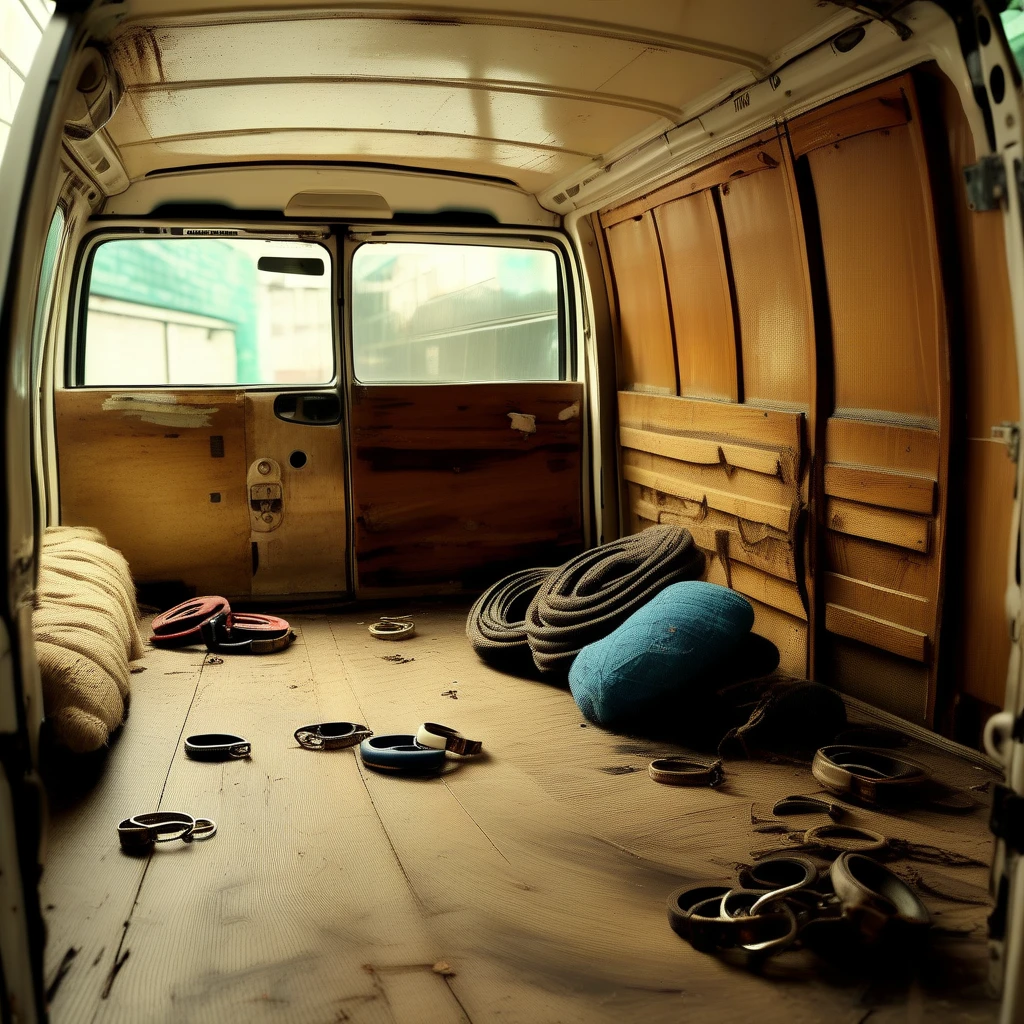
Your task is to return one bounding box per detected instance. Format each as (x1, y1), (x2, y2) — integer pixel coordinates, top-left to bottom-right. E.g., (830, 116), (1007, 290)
(100, 1), (855, 195)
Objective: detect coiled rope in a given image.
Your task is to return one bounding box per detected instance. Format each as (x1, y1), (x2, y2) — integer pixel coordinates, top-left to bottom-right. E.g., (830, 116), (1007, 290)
(466, 567), (553, 664)
(525, 524), (705, 674)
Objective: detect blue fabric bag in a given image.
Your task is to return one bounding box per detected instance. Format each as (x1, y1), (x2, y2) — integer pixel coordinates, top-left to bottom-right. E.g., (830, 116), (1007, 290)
(568, 581), (754, 726)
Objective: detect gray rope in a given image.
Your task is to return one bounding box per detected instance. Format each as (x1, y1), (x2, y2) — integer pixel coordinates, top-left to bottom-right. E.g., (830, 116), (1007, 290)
(466, 567), (554, 663)
(525, 525), (705, 674)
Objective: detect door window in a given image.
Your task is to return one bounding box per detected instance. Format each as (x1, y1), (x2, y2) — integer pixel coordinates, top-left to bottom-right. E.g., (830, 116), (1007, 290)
(79, 237), (334, 386)
(351, 241), (562, 382)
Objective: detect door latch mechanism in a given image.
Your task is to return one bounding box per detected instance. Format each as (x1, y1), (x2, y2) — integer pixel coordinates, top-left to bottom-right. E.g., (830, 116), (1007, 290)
(247, 458), (284, 531)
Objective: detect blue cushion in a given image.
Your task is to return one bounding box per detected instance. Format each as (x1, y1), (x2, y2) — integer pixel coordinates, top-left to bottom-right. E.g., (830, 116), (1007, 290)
(567, 581), (754, 726)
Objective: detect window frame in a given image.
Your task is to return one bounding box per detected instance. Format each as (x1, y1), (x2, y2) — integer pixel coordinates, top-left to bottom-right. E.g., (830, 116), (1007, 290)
(67, 225), (339, 390)
(345, 227), (577, 386)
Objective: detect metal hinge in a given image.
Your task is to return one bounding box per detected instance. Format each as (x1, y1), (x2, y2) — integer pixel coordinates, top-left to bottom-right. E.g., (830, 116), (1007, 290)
(993, 421), (1021, 462)
(965, 155), (1008, 211)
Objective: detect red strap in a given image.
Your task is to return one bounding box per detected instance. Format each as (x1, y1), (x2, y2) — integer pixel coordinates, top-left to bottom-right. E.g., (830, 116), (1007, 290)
(225, 612), (291, 640)
(152, 597), (230, 636)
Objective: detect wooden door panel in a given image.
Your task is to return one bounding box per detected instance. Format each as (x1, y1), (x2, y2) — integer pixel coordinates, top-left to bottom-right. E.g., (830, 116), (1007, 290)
(55, 388), (251, 596)
(244, 394), (347, 596)
(350, 382), (583, 593)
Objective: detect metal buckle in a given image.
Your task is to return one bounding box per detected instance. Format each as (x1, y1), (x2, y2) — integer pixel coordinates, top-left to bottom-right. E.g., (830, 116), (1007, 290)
(294, 722), (372, 751)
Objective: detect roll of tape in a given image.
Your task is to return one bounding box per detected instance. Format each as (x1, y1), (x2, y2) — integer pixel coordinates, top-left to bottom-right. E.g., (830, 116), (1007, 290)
(414, 722), (482, 756)
(359, 734), (445, 774)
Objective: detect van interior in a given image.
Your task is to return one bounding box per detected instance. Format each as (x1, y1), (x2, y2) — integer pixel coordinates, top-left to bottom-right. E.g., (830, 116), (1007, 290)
(4, 1), (1024, 1021)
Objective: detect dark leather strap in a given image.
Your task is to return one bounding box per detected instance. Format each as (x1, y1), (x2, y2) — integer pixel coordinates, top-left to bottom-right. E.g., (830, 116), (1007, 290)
(294, 722), (372, 750)
(648, 758), (723, 787)
(200, 613), (295, 654)
(811, 745), (929, 804)
(830, 852), (930, 944)
(184, 733), (251, 761)
(771, 795), (844, 821)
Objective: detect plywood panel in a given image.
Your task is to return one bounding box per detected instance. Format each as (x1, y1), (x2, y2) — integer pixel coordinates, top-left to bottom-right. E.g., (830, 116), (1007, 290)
(654, 190), (737, 401)
(747, 597), (808, 677)
(705, 556), (806, 620)
(604, 214), (676, 394)
(824, 532), (932, 599)
(826, 497), (929, 554)
(808, 124), (943, 421)
(619, 425), (784, 478)
(824, 464), (936, 515)
(55, 388), (251, 595)
(719, 151), (812, 407)
(351, 382), (583, 592)
(244, 393), (347, 596)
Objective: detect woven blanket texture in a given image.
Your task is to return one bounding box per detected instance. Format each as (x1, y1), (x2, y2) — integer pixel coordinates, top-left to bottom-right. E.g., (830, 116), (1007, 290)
(33, 526), (143, 752)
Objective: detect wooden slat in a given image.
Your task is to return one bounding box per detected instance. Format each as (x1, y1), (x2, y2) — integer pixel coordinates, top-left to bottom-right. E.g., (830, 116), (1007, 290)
(826, 497), (929, 553)
(599, 129), (780, 228)
(826, 602), (929, 663)
(604, 214), (677, 394)
(618, 390), (803, 453)
(824, 463), (936, 515)
(705, 557), (806, 620)
(55, 388), (251, 596)
(623, 464), (794, 532)
(826, 417), (940, 476)
(654, 190), (738, 402)
(719, 145), (813, 409)
(619, 425), (783, 478)
(824, 571), (930, 633)
(788, 76), (910, 157)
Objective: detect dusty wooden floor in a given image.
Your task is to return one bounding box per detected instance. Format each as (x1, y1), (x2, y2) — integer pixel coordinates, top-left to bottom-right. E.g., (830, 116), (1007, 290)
(41, 607), (1001, 1024)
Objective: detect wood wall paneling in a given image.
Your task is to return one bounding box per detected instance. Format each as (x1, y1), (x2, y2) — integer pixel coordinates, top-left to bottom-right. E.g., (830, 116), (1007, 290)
(603, 214), (676, 394)
(350, 383), (583, 592)
(55, 389), (251, 596)
(244, 394), (347, 596)
(653, 190), (738, 402)
(799, 73), (949, 725)
(719, 143), (813, 408)
(807, 124), (942, 422)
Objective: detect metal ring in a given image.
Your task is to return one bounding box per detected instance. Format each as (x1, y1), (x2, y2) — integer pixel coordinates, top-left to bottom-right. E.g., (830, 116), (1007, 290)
(648, 758), (723, 786)
(368, 619), (416, 640)
(184, 733), (252, 761)
(803, 823), (887, 854)
(718, 889), (800, 953)
(359, 734), (445, 773)
(294, 722), (372, 750)
(188, 818), (218, 841)
(415, 722), (482, 756)
(118, 811), (196, 851)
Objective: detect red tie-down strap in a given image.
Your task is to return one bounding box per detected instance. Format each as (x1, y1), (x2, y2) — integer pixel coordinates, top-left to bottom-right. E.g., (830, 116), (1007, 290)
(149, 596), (231, 648)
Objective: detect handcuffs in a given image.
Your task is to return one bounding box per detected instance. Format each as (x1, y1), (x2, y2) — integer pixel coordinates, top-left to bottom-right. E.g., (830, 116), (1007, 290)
(667, 851), (930, 959)
(117, 811), (217, 852)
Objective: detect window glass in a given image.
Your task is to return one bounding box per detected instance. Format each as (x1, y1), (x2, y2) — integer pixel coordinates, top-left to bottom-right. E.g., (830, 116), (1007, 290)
(351, 242), (561, 382)
(82, 238), (334, 386)
(1002, 5), (1024, 75)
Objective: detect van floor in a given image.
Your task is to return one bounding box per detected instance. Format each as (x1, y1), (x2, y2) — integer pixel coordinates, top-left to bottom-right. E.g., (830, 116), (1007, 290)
(42, 607), (1000, 1024)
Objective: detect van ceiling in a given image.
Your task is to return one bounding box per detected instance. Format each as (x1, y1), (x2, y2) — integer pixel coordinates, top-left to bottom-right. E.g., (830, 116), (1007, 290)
(99, 0), (857, 195)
